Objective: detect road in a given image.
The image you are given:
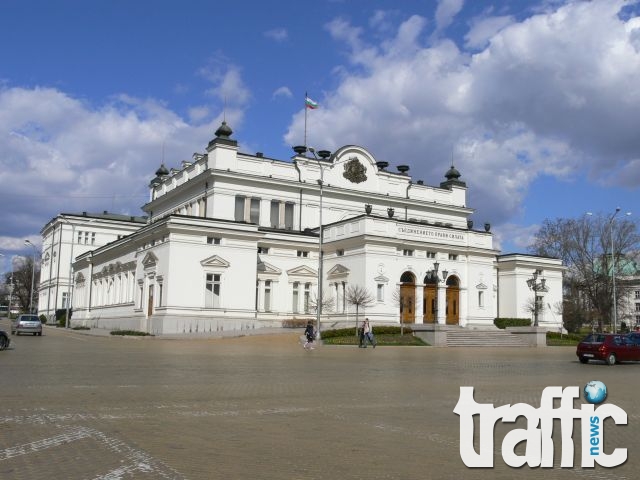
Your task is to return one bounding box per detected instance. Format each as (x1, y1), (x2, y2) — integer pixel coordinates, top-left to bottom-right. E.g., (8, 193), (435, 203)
(0, 320), (636, 479)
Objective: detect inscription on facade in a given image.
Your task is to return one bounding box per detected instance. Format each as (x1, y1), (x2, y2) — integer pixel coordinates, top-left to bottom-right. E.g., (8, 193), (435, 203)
(397, 226), (465, 242)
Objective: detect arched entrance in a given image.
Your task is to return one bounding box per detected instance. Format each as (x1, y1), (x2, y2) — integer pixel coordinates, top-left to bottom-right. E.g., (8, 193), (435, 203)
(399, 271), (416, 324)
(445, 276), (460, 325)
(423, 273), (437, 323)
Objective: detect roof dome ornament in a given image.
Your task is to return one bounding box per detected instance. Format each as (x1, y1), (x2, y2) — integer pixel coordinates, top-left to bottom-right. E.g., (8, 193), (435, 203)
(215, 121), (233, 139)
(445, 164), (461, 181)
(155, 163), (169, 177)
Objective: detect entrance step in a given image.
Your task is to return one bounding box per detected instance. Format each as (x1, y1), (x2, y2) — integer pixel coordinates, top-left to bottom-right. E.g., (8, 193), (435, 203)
(445, 328), (529, 347)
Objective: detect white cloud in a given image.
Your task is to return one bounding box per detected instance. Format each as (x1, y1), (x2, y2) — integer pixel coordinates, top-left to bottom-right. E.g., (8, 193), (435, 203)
(0, 86), (236, 252)
(464, 15), (514, 50)
(434, 0), (465, 35)
(264, 28), (288, 42)
(272, 86), (293, 99)
(286, 0), (640, 231)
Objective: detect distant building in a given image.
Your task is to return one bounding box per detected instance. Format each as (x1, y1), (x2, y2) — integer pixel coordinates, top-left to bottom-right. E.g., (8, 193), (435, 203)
(38, 212), (146, 320)
(37, 122), (564, 334)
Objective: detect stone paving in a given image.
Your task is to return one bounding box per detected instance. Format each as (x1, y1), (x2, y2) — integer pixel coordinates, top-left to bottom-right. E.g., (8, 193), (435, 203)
(0, 319), (637, 479)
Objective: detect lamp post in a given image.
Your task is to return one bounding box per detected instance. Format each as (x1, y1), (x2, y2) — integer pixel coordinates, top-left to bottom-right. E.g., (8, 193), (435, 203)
(294, 145), (332, 339)
(607, 208), (632, 333)
(24, 240), (37, 314)
(526, 270), (546, 327)
(431, 262), (448, 324)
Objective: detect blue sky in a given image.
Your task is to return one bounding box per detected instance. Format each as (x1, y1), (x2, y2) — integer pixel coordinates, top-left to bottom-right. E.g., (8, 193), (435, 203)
(1, 0), (639, 274)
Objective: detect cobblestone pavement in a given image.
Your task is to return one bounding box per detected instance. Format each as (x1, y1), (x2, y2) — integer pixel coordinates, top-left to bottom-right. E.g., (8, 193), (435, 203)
(0, 320), (637, 479)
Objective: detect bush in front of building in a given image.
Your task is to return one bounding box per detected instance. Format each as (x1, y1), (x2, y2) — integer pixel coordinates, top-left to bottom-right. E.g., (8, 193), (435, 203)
(110, 330), (153, 336)
(494, 318), (532, 329)
(39, 314), (47, 324)
(321, 326), (413, 338)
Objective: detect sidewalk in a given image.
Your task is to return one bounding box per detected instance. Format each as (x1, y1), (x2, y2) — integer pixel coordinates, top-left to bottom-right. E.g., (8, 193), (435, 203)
(44, 323), (304, 340)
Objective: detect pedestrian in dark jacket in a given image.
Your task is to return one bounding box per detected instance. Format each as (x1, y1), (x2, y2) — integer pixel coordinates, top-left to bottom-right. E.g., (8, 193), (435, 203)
(303, 321), (315, 350)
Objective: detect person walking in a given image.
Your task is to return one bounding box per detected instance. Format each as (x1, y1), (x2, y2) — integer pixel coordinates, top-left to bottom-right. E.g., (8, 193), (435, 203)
(358, 319), (366, 348)
(303, 321), (316, 350)
(364, 318), (376, 348)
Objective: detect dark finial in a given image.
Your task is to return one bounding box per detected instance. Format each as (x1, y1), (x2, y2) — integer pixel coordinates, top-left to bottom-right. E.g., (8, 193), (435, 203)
(317, 150), (331, 159)
(376, 161), (389, 171)
(155, 163), (169, 177)
(387, 207), (395, 218)
(397, 165), (409, 174)
(292, 145), (307, 155)
(215, 121), (233, 139)
(484, 222), (491, 232)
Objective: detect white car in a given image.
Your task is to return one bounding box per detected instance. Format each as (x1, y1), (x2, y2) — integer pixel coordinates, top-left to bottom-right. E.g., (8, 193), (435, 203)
(11, 314), (43, 336)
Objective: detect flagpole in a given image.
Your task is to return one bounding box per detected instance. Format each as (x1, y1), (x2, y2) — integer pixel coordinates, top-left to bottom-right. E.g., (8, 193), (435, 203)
(304, 91), (308, 150)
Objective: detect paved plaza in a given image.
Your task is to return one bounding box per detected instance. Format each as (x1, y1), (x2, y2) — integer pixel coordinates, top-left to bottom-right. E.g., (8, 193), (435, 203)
(0, 319), (637, 479)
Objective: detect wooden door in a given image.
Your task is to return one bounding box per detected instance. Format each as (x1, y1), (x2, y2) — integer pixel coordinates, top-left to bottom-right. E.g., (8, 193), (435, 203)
(400, 284), (415, 323)
(147, 285), (154, 317)
(423, 285), (436, 323)
(446, 285), (459, 325)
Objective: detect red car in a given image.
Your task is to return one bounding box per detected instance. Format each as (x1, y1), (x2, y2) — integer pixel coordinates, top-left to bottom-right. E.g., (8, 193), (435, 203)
(576, 333), (640, 365)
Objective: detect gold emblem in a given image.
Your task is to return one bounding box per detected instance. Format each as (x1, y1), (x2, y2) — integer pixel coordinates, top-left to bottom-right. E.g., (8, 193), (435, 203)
(342, 157), (367, 184)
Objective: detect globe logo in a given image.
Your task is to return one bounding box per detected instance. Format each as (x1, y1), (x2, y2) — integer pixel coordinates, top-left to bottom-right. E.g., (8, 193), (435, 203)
(584, 380), (607, 404)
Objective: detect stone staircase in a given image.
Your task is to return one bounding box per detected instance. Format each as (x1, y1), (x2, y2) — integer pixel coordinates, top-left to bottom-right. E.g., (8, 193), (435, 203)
(445, 328), (529, 347)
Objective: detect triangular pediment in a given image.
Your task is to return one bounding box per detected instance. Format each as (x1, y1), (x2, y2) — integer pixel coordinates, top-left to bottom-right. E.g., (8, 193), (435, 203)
(257, 261), (282, 275)
(327, 264), (350, 277)
(374, 275), (389, 283)
(200, 254), (230, 268)
(287, 265), (318, 277)
(476, 282), (488, 290)
(142, 252), (158, 267)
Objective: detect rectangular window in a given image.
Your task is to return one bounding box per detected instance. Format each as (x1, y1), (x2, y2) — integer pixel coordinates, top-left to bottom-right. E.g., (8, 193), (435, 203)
(449, 254), (458, 261)
(426, 251), (436, 258)
(635, 290), (640, 300)
(250, 198), (260, 224)
(403, 249), (414, 256)
(77, 231), (82, 244)
(284, 202), (294, 230)
(235, 196), (246, 221)
(297, 250), (308, 257)
(336, 249), (344, 257)
(292, 282), (299, 313)
(205, 273), (221, 308)
(158, 283), (163, 307)
(304, 283), (311, 313)
(91, 232), (96, 245)
(636, 303), (640, 313)
(84, 232), (89, 244)
(377, 284), (384, 302)
(207, 236), (221, 245)
(258, 246), (269, 254)
(62, 292), (69, 309)
(270, 200), (279, 228)
(264, 280), (272, 312)
(478, 291), (484, 307)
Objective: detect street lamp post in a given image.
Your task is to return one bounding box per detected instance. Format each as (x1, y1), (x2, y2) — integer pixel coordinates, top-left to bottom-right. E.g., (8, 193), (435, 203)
(431, 262), (448, 324)
(526, 270), (546, 327)
(607, 208), (632, 334)
(24, 240), (37, 314)
(294, 145), (331, 340)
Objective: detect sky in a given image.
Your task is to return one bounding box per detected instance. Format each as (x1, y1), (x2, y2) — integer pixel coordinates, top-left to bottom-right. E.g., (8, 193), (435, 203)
(1, 0), (639, 275)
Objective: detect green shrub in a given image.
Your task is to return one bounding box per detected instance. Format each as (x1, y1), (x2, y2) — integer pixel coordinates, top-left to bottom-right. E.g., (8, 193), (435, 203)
(320, 326), (412, 338)
(110, 330), (153, 336)
(494, 318), (531, 329)
(72, 326), (90, 330)
(546, 331), (584, 346)
(39, 314), (47, 324)
(57, 315), (67, 327)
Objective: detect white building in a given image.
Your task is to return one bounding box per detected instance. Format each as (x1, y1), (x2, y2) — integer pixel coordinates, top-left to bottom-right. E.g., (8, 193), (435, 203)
(38, 122), (564, 335)
(39, 212), (147, 320)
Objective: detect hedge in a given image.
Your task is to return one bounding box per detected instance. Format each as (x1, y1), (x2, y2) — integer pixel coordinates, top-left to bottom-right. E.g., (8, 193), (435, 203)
(494, 318), (531, 329)
(320, 326), (412, 338)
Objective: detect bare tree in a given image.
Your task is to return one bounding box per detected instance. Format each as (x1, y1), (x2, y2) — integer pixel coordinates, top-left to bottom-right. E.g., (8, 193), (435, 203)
(308, 291), (335, 314)
(391, 287), (406, 335)
(529, 214), (639, 332)
(3, 256), (40, 313)
(345, 285), (375, 334)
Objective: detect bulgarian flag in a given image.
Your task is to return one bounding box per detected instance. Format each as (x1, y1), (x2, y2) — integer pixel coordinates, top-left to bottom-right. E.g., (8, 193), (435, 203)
(305, 95), (319, 109)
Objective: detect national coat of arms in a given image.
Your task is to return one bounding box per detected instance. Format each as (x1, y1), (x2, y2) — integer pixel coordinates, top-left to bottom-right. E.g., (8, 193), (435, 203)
(342, 157), (367, 184)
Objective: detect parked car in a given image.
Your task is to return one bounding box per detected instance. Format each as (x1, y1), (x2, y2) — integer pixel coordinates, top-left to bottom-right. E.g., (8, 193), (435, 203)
(0, 330), (10, 350)
(576, 333), (640, 365)
(11, 314), (43, 336)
